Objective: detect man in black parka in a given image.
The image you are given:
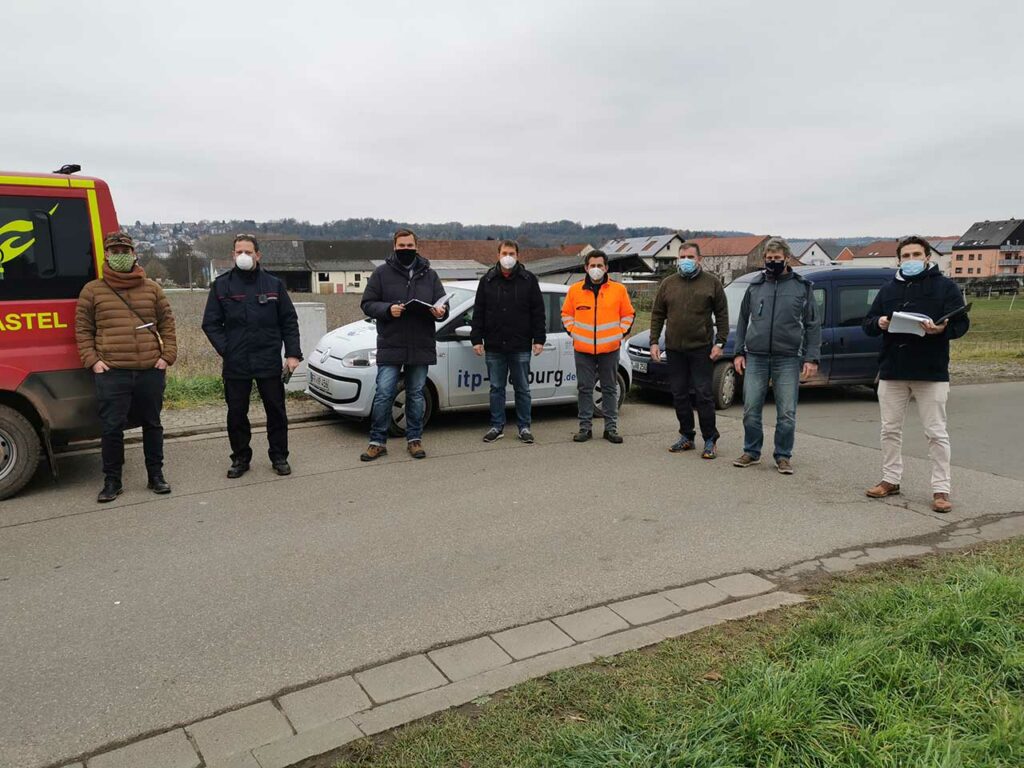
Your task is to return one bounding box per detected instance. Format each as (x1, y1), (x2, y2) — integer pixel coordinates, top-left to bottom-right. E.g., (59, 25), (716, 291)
(202, 234), (302, 478)
(470, 239), (546, 444)
(359, 229), (449, 461)
(862, 235), (969, 513)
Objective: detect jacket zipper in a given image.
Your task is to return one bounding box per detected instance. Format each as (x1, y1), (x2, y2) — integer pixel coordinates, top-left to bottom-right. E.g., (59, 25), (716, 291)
(767, 281), (778, 354)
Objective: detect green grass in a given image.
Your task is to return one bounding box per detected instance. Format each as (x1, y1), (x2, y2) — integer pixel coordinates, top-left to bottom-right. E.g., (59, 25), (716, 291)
(631, 297), (1024, 361)
(164, 375), (224, 409)
(332, 540), (1024, 768)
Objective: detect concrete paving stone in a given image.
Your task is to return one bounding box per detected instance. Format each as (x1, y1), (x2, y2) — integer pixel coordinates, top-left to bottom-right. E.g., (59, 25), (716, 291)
(491, 620), (574, 660)
(353, 685), (463, 736)
(862, 544), (934, 563)
(582, 625), (663, 659)
(553, 606), (630, 641)
(708, 572), (777, 597)
(821, 556), (861, 573)
(948, 528), (980, 536)
(976, 516), (1024, 542)
(427, 636), (513, 682)
(60, 764), (85, 768)
(609, 593), (680, 625)
(205, 752), (261, 768)
(662, 582), (730, 612)
(278, 676), (371, 732)
(936, 535), (982, 549)
(839, 550), (867, 559)
(354, 654), (447, 704)
(87, 729), (200, 768)
(705, 591), (807, 623)
(252, 718), (363, 768)
(186, 703), (293, 764)
(774, 560), (822, 579)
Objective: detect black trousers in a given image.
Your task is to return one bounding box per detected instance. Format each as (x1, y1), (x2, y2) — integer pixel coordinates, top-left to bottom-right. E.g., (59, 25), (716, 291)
(95, 368), (166, 481)
(667, 345), (719, 442)
(224, 376), (289, 464)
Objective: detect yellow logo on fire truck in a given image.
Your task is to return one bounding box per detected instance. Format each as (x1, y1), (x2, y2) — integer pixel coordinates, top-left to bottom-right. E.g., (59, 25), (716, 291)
(0, 204), (59, 278)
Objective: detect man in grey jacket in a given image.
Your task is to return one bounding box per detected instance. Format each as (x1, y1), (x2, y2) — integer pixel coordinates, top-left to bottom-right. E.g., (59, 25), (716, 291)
(731, 237), (821, 474)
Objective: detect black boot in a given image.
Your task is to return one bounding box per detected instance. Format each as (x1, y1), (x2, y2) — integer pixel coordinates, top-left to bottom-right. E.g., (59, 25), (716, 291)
(97, 478), (123, 503)
(272, 460), (292, 476)
(147, 472), (171, 494)
(226, 460), (250, 479)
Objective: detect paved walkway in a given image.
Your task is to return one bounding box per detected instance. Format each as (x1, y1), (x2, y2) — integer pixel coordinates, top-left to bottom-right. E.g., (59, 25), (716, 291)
(4, 383), (1024, 768)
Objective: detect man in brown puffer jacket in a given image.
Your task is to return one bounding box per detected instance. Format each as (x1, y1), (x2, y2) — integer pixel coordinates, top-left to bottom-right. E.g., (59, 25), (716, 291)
(76, 232), (178, 502)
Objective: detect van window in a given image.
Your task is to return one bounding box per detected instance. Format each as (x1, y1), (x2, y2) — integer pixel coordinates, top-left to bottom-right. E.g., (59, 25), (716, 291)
(546, 292), (564, 334)
(813, 288), (826, 321)
(837, 286), (880, 327)
(0, 196), (94, 301)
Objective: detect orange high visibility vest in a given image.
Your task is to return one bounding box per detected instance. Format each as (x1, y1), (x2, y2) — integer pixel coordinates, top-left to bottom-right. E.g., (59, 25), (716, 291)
(561, 279), (635, 354)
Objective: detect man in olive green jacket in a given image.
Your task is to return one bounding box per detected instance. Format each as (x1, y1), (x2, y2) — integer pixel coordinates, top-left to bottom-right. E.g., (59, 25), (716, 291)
(648, 241), (728, 459)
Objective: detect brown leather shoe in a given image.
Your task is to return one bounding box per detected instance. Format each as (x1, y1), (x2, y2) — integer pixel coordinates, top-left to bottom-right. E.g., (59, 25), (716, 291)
(407, 440), (426, 459)
(360, 444), (387, 462)
(932, 493), (952, 513)
(866, 481), (900, 498)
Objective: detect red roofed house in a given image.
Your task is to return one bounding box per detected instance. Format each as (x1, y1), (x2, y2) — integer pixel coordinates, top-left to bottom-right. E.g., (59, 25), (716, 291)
(687, 235), (769, 283)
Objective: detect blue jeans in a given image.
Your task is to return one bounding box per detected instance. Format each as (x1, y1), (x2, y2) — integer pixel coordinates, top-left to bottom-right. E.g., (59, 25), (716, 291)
(742, 354), (801, 460)
(485, 351), (532, 431)
(369, 364), (428, 445)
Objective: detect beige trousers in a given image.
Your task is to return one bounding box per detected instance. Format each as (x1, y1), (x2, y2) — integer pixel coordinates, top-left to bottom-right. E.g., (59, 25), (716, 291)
(878, 379), (951, 494)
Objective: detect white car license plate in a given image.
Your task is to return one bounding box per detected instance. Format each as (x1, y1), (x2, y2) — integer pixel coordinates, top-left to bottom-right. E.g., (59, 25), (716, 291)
(631, 359), (648, 374)
(310, 371), (330, 391)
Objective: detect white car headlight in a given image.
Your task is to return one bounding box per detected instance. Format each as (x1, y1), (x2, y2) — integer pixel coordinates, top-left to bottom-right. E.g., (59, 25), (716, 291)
(341, 348), (377, 368)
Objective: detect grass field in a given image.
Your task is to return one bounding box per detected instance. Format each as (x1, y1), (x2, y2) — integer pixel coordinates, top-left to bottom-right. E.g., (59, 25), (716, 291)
(630, 296), (1024, 361)
(328, 539), (1024, 768)
(163, 290), (364, 407)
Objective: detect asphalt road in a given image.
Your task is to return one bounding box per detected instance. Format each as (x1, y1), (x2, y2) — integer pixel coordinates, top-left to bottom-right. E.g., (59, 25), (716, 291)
(3, 382), (1023, 768)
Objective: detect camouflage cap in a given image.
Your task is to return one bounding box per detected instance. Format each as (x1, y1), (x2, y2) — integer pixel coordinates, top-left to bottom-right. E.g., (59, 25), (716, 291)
(103, 231), (135, 250)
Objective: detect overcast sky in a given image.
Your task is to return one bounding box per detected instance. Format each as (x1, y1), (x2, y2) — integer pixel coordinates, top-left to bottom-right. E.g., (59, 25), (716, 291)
(3, 0), (1021, 237)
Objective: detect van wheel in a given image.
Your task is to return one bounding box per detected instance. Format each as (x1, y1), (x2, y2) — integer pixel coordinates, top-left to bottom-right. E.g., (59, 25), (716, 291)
(0, 405), (40, 501)
(388, 379), (434, 437)
(594, 370), (629, 416)
(712, 361), (738, 410)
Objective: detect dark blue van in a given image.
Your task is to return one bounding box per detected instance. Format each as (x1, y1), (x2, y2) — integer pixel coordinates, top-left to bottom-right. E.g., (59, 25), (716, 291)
(626, 266), (895, 408)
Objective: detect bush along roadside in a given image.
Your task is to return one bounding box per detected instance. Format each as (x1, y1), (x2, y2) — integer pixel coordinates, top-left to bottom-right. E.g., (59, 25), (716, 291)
(334, 541), (1024, 768)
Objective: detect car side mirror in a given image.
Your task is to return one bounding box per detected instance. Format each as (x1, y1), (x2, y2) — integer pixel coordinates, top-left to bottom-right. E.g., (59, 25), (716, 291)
(455, 325), (472, 338)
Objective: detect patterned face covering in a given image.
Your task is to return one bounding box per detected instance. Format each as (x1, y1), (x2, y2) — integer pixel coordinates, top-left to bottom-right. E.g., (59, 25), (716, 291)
(106, 251), (136, 272)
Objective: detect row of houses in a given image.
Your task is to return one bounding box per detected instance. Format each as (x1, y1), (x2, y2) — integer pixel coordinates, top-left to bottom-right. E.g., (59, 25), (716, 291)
(836, 218), (1024, 281)
(228, 218), (1023, 293)
(235, 234), (841, 293)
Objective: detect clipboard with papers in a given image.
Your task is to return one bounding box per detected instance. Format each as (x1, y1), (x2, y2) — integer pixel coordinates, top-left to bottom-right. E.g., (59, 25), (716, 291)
(406, 292), (455, 310)
(887, 303), (971, 336)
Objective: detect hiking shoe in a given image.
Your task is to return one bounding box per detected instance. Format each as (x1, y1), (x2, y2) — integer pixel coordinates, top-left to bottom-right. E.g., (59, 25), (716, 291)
(670, 436), (695, 452)
(865, 481), (900, 498)
(518, 428), (535, 444)
(775, 458), (794, 475)
(573, 429), (592, 442)
(97, 478), (123, 503)
(360, 444), (387, 462)
(272, 461), (292, 476)
(482, 428), (504, 443)
(407, 440), (426, 459)
(932, 492), (952, 513)
(226, 461), (250, 479)
(732, 453), (761, 468)
(701, 439), (717, 459)
(603, 429), (623, 444)
(147, 473), (171, 494)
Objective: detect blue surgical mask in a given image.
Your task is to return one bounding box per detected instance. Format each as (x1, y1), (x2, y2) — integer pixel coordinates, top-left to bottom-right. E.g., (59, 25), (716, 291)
(677, 258), (697, 276)
(900, 260), (926, 277)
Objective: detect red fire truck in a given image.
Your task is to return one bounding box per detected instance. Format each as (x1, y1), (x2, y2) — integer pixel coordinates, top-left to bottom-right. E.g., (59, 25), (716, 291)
(0, 168), (118, 500)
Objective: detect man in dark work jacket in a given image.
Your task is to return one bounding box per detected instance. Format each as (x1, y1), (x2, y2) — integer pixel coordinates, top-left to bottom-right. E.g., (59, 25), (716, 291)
(358, 228), (449, 461)
(202, 234), (302, 478)
(862, 235), (969, 513)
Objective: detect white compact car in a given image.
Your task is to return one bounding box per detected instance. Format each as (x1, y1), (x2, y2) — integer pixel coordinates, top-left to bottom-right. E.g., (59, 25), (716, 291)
(305, 281), (632, 435)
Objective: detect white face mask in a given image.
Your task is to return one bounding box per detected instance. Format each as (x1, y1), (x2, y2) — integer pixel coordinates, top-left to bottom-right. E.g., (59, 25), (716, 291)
(587, 266), (606, 282)
(234, 253), (255, 271)
(499, 255), (517, 270)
